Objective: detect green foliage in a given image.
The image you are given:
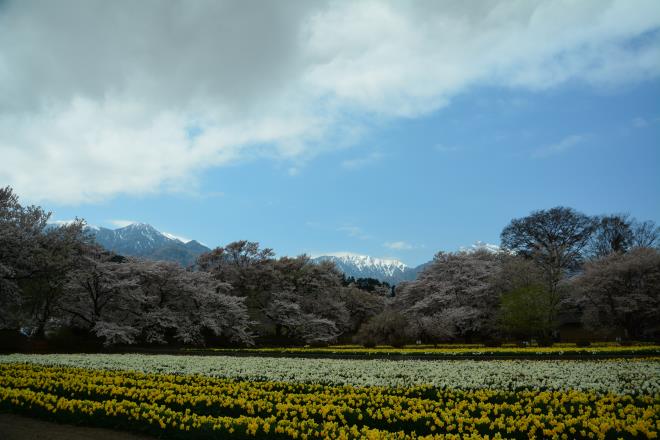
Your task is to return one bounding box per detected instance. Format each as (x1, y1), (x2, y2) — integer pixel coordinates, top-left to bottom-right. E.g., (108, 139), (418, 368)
(499, 284), (556, 342)
(341, 276), (391, 292)
(354, 310), (411, 348)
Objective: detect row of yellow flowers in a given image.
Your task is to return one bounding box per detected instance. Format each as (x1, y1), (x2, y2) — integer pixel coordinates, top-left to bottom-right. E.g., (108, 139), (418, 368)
(1, 363), (658, 439)
(301, 343), (658, 349)
(200, 344), (660, 356)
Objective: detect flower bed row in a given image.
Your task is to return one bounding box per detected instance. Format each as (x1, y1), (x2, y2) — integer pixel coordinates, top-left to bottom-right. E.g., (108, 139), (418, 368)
(1, 363), (658, 439)
(2, 354), (659, 394)
(197, 344), (660, 357)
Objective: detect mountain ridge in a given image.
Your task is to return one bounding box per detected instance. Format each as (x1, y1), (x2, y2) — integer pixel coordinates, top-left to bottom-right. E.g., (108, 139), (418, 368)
(86, 223), (211, 266)
(84, 222), (431, 282)
(311, 253), (422, 284)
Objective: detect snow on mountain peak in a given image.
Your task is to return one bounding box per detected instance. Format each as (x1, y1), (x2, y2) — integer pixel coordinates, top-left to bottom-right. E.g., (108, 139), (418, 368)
(120, 222), (153, 230)
(87, 222), (211, 265)
(459, 241), (501, 253)
(162, 232), (191, 243)
(311, 252), (419, 283)
(318, 252), (409, 275)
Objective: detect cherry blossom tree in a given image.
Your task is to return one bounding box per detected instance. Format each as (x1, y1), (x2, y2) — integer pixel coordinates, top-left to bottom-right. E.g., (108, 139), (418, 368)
(132, 260), (253, 346)
(573, 247), (660, 340)
(0, 186), (50, 330)
(395, 250), (502, 342)
(61, 247), (138, 332)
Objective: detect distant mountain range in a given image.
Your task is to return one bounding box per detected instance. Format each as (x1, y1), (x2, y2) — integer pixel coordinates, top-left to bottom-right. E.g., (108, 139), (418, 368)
(83, 222), (496, 283)
(311, 253), (425, 284)
(84, 223), (426, 282)
(85, 224), (425, 281)
(310, 242), (501, 284)
(86, 223), (211, 266)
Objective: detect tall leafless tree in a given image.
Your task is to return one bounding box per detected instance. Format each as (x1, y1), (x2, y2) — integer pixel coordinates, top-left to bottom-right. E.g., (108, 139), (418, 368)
(500, 206), (596, 294)
(587, 214), (634, 258)
(631, 219), (659, 249)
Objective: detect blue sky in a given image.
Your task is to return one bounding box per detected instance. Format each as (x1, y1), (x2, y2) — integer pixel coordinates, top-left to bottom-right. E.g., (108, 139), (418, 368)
(46, 82), (660, 266)
(1, 1), (660, 266)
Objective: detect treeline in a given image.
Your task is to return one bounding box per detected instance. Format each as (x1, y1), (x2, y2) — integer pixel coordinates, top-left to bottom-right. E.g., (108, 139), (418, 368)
(1, 186), (659, 349)
(379, 208), (660, 346)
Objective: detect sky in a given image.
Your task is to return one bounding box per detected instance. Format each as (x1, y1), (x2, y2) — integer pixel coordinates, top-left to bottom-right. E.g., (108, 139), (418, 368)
(1, 0), (659, 266)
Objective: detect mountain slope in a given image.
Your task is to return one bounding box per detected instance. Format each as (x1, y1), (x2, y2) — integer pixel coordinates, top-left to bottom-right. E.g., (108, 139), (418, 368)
(87, 223), (211, 266)
(312, 253), (421, 284)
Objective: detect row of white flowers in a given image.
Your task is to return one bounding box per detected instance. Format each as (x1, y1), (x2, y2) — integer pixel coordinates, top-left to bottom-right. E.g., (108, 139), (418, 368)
(1, 353), (657, 395)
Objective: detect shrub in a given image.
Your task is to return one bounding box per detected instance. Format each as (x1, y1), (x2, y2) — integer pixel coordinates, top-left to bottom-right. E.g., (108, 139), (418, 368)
(354, 310), (411, 348)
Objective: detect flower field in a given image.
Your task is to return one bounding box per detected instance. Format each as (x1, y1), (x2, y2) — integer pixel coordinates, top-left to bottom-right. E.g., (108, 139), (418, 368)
(2, 354), (659, 393)
(0, 354), (658, 439)
(197, 343), (660, 358)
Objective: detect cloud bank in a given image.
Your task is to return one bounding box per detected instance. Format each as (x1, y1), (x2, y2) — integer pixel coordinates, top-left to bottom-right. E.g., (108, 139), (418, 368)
(1, 0), (659, 203)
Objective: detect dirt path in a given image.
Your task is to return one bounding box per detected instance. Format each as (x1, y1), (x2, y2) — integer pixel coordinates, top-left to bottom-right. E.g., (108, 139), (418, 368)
(0, 413), (155, 440)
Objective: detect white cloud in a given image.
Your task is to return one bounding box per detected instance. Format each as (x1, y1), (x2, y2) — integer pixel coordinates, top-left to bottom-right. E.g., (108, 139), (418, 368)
(533, 134), (587, 158)
(108, 219), (138, 228)
(1, 1), (659, 203)
(341, 152), (384, 170)
(383, 241), (415, 250)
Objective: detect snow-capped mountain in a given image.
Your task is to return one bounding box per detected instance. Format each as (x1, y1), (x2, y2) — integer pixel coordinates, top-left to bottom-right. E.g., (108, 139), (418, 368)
(458, 241), (501, 254)
(312, 253), (421, 284)
(87, 223), (210, 266)
(55, 221), (493, 280)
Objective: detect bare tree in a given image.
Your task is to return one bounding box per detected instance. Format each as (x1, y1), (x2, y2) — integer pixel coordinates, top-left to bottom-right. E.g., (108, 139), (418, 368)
(500, 206), (596, 294)
(631, 219), (659, 249)
(587, 214), (633, 258)
(587, 215), (659, 258)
